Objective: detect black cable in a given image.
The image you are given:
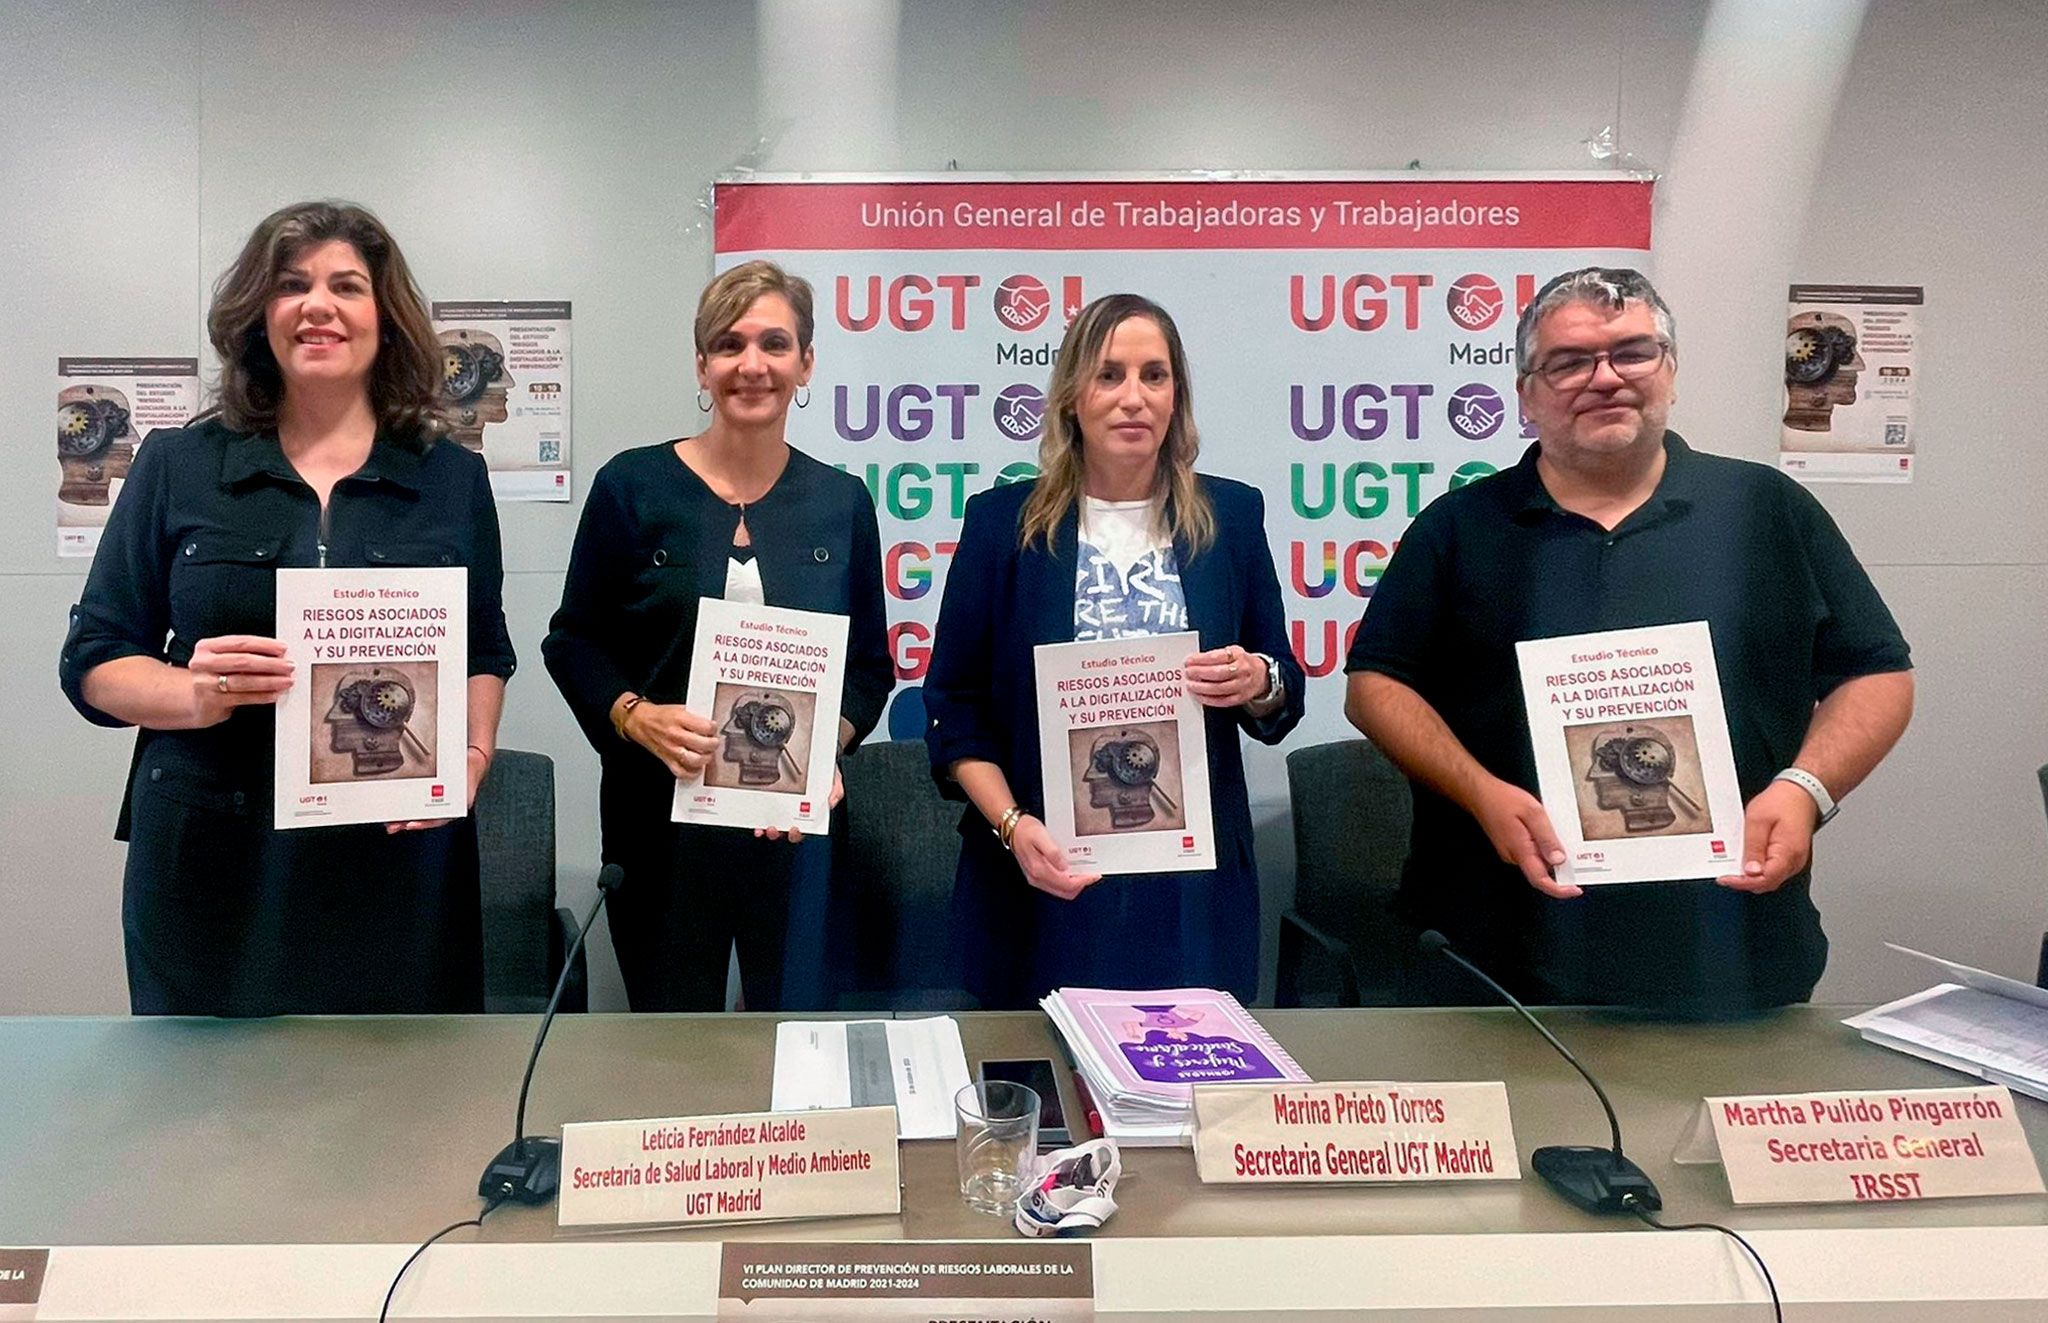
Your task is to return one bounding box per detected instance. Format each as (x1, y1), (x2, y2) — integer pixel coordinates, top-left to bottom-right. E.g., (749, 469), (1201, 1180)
(378, 1195), (508, 1323)
(1622, 1193), (1782, 1323)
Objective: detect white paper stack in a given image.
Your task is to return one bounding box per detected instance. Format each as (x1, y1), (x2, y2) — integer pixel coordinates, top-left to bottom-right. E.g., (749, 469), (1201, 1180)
(769, 1017), (973, 1140)
(1843, 944), (2048, 1104)
(1042, 987), (1310, 1147)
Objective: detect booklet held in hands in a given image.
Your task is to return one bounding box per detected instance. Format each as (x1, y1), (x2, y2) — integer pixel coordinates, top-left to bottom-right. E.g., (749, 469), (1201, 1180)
(672, 598), (848, 834)
(1516, 621), (1743, 886)
(273, 567), (468, 829)
(1034, 632), (1213, 875)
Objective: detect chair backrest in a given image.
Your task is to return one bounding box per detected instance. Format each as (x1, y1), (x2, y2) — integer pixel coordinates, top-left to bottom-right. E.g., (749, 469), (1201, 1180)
(836, 739), (968, 1008)
(474, 748), (557, 1012)
(2038, 765), (2048, 988)
(1285, 739), (1414, 995)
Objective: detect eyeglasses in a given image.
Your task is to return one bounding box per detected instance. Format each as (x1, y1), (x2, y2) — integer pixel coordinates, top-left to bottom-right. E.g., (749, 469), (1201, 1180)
(1527, 337), (1669, 390)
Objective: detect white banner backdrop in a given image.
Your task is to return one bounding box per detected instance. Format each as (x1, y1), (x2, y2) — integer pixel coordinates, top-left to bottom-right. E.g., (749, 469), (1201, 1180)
(713, 174), (1654, 810)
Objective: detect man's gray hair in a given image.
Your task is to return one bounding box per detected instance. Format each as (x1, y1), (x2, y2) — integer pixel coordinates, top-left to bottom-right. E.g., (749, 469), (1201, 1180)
(1513, 267), (1676, 375)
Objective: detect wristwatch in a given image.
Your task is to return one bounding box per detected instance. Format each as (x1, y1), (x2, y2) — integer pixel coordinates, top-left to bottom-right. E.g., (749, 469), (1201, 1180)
(1772, 767), (1838, 828)
(1251, 652), (1284, 706)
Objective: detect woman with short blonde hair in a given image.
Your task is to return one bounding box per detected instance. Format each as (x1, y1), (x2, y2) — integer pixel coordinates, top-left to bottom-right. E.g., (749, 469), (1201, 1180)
(544, 259), (893, 1011)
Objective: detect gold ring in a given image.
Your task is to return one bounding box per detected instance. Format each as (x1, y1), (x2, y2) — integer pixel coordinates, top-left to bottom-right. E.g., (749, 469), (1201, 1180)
(1231, 661), (1240, 676)
(216, 674), (229, 693)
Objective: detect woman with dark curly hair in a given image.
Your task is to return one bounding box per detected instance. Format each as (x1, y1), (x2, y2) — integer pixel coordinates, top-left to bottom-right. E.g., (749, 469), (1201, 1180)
(60, 200), (516, 1016)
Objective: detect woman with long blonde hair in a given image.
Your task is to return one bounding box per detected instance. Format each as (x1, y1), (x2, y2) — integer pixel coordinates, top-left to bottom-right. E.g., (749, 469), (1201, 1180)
(925, 293), (1302, 1007)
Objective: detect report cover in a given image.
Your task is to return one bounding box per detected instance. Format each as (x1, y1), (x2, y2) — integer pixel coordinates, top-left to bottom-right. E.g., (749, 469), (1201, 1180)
(273, 567), (468, 829)
(1044, 987), (1310, 1104)
(1033, 632), (1213, 874)
(673, 599), (849, 833)
(1516, 621), (1744, 886)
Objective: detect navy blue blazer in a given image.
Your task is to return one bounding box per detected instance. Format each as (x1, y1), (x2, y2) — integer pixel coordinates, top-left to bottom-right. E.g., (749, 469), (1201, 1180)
(924, 474), (1303, 1005)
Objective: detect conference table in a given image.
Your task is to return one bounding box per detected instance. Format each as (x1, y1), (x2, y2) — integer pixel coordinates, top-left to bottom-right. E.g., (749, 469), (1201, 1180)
(2, 1006), (2044, 1320)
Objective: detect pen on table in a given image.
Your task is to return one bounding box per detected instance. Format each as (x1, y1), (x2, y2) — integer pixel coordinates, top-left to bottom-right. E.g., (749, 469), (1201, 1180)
(1046, 1025), (1104, 1139)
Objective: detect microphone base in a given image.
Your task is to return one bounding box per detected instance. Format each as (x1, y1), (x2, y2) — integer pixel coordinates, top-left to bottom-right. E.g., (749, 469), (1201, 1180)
(1532, 1145), (1662, 1215)
(479, 1136), (561, 1206)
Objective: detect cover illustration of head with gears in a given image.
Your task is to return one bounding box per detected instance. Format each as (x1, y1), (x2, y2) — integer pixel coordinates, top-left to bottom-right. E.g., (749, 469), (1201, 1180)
(1783, 310), (1865, 434)
(57, 384), (139, 506)
(438, 327), (513, 451)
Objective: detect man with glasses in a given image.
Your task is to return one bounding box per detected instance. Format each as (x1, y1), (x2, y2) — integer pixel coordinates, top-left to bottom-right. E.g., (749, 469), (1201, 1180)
(1343, 268), (1913, 1015)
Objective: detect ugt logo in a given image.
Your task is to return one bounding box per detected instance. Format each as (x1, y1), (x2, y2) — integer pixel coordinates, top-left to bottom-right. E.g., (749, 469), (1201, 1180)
(1447, 273), (1505, 331)
(993, 383), (1045, 442)
(836, 274), (981, 332)
(994, 275), (1051, 332)
(993, 275), (1087, 332)
(1446, 383), (1506, 440)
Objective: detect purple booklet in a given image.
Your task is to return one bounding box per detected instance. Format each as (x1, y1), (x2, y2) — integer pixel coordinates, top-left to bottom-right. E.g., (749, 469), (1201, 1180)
(1048, 987), (1309, 1100)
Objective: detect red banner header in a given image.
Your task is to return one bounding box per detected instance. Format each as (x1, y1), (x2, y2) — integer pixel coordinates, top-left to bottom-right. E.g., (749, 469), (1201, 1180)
(716, 179), (1652, 252)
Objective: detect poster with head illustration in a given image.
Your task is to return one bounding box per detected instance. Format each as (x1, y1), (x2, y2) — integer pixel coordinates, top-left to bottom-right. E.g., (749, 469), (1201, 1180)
(57, 357), (199, 557)
(1778, 283), (1920, 484)
(1034, 632), (1214, 874)
(273, 567), (468, 828)
(431, 300), (572, 501)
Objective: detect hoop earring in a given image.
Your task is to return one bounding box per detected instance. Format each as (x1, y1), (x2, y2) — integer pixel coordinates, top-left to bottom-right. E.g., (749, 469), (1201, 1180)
(794, 385), (811, 410)
(695, 388), (712, 412)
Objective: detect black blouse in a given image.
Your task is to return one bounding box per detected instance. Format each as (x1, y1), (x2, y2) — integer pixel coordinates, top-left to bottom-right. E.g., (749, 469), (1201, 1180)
(542, 441), (894, 775)
(60, 417), (516, 803)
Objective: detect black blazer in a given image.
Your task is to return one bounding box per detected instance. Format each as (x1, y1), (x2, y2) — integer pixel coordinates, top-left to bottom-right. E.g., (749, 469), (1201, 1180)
(924, 474), (1304, 848)
(543, 442), (894, 812)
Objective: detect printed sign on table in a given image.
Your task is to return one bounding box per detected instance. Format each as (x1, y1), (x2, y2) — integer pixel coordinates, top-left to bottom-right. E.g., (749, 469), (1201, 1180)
(559, 1108), (899, 1230)
(1674, 1086), (2044, 1205)
(1193, 1081), (1520, 1184)
(718, 1242), (1092, 1321)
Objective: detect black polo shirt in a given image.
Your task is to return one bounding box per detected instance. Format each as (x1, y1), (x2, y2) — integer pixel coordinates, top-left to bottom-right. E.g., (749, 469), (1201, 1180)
(1346, 431), (1910, 1013)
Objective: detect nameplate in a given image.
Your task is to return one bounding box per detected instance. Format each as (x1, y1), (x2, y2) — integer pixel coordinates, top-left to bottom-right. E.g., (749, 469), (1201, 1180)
(1191, 1081), (1520, 1184)
(1673, 1086), (2045, 1205)
(0, 1249), (50, 1312)
(718, 1242), (1093, 1320)
(558, 1107), (900, 1229)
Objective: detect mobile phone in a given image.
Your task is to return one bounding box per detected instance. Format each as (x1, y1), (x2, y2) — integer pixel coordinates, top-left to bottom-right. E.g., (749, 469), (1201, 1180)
(977, 1057), (1070, 1146)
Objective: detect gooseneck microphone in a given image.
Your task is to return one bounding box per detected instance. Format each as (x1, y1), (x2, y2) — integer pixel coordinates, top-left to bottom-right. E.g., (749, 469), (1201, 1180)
(1418, 929), (1661, 1214)
(478, 863), (625, 1205)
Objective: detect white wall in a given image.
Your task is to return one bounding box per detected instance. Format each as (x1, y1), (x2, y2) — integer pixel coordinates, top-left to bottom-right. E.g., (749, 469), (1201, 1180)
(0, 0), (2040, 1013)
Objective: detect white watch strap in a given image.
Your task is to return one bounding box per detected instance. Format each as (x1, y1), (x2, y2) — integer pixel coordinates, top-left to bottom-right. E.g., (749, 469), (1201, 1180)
(1773, 767), (1838, 824)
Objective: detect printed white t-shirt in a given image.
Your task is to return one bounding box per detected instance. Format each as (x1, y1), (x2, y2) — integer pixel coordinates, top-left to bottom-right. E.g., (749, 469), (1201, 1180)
(1074, 496), (1190, 641)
